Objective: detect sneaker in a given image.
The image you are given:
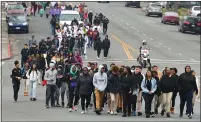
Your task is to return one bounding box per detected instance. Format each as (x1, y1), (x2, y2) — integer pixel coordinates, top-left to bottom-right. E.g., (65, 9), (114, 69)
(132, 111), (136, 116)
(81, 111), (85, 114)
(150, 112), (155, 117)
(32, 98), (37, 101)
(114, 111), (117, 115)
(138, 112), (142, 116)
(110, 111), (114, 115)
(56, 104), (61, 107)
(179, 114), (183, 118)
(188, 114), (192, 119)
(107, 110), (110, 114)
(97, 57), (100, 60)
(45, 105), (50, 108)
(30, 98), (33, 101)
(69, 108), (72, 112)
(122, 114), (127, 117)
(73, 106), (78, 111)
(167, 113), (170, 118)
(104, 57), (106, 59)
(161, 109), (165, 116)
(146, 114), (150, 118)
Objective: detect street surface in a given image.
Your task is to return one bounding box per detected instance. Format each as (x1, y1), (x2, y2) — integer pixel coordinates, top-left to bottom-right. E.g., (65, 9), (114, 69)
(1, 2), (200, 121)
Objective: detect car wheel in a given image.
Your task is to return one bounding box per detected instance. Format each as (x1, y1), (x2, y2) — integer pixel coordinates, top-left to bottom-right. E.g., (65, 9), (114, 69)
(178, 25), (181, 32)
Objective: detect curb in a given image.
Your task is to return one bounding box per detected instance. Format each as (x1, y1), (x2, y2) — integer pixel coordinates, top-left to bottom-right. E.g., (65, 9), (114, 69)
(1, 40), (12, 61)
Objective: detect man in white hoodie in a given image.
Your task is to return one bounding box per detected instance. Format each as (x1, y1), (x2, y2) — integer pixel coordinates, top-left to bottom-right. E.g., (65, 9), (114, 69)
(93, 65), (108, 115)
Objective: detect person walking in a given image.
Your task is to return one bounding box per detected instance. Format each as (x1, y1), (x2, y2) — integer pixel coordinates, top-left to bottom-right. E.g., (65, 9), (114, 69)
(44, 62), (58, 108)
(177, 66), (198, 119)
(93, 65), (108, 115)
(26, 63), (40, 101)
(160, 68), (177, 117)
(10, 60), (22, 102)
(102, 35), (110, 59)
(141, 70), (157, 118)
(96, 37), (102, 60)
(75, 67), (93, 114)
(107, 65), (120, 115)
(120, 66), (133, 117)
(21, 62), (30, 96)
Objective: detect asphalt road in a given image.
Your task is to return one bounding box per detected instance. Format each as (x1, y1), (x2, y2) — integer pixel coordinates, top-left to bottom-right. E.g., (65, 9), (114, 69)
(1, 2), (200, 121)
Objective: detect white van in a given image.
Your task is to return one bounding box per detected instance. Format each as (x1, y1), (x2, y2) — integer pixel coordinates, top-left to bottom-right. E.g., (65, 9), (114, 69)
(59, 10), (83, 27)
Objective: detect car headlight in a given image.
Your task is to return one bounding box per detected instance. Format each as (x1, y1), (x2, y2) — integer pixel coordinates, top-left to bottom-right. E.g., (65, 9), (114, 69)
(22, 22), (28, 25)
(149, 9), (153, 12)
(8, 23), (13, 26)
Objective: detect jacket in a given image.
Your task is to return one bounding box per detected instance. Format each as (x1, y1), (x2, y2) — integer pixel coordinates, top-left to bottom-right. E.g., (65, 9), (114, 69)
(160, 74), (178, 93)
(120, 74), (133, 91)
(107, 73), (120, 93)
(93, 65), (108, 91)
(102, 38), (110, 49)
(26, 69), (40, 81)
(178, 72), (198, 92)
(141, 78), (157, 94)
(75, 73), (93, 95)
(68, 65), (79, 87)
(44, 68), (57, 85)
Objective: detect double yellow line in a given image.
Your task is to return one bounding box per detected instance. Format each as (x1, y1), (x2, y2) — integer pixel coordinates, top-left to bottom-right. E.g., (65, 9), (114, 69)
(111, 34), (138, 60)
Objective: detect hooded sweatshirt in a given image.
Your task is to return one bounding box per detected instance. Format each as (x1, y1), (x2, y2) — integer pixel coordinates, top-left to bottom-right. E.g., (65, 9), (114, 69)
(69, 65), (79, 87)
(44, 63), (58, 85)
(178, 66), (198, 92)
(93, 65), (108, 91)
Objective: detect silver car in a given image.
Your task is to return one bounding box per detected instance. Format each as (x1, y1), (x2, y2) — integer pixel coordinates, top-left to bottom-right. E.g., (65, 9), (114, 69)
(145, 3), (163, 17)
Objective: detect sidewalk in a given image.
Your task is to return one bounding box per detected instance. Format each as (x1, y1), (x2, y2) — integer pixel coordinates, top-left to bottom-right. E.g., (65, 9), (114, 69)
(1, 10), (12, 61)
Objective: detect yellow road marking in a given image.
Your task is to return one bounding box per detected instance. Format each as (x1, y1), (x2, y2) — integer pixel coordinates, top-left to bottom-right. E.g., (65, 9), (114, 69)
(111, 34), (138, 53)
(122, 43), (132, 59)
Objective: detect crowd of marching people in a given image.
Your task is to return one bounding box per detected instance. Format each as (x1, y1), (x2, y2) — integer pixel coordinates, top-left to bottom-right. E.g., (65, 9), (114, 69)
(9, 1), (200, 120)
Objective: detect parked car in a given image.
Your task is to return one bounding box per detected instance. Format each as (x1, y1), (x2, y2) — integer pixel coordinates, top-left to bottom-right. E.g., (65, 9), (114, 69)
(6, 3), (24, 22)
(161, 12), (179, 25)
(7, 14), (29, 34)
(145, 3), (162, 17)
(125, 1), (140, 8)
(189, 6), (201, 17)
(178, 16), (201, 34)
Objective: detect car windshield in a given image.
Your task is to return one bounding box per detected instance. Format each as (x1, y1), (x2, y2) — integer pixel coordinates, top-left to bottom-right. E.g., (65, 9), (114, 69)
(59, 14), (81, 21)
(7, 5), (24, 10)
(193, 6), (201, 10)
(186, 16), (201, 22)
(151, 4), (161, 7)
(166, 12), (178, 16)
(10, 16), (26, 22)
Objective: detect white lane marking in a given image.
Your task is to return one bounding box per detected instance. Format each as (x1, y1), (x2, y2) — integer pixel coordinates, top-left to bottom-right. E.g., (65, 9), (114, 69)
(121, 20), (123, 22)
(136, 30), (139, 32)
(131, 26), (134, 29)
(126, 23), (129, 25)
(190, 58), (196, 61)
(178, 53), (182, 55)
(117, 17), (119, 19)
(150, 38), (153, 40)
(158, 42), (162, 45)
(168, 48), (171, 50)
(143, 33), (146, 36)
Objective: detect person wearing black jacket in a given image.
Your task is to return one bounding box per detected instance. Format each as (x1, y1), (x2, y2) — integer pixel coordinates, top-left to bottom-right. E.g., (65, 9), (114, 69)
(10, 60), (22, 102)
(102, 16), (109, 34)
(39, 38), (47, 54)
(71, 18), (79, 26)
(160, 68), (177, 118)
(107, 66), (120, 115)
(46, 37), (52, 50)
(170, 68), (179, 114)
(120, 66), (133, 117)
(21, 44), (29, 67)
(151, 71), (161, 116)
(88, 11), (93, 24)
(96, 37), (102, 60)
(102, 35), (110, 59)
(75, 67), (93, 114)
(178, 66), (198, 119)
(50, 15), (57, 35)
(133, 66), (144, 116)
(29, 43), (38, 56)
